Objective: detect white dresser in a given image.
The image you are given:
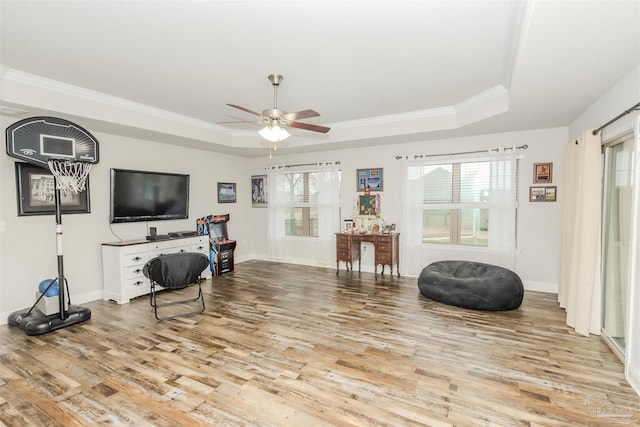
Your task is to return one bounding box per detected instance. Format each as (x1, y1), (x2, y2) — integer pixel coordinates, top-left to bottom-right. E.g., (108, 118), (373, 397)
(101, 235), (211, 304)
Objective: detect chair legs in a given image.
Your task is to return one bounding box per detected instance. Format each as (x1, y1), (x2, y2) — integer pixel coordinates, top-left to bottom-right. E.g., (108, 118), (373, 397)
(149, 279), (205, 320)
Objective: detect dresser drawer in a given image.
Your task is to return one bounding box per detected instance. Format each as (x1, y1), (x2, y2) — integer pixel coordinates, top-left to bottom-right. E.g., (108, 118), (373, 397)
(376, 253), (392, 264)
(124, 276), (148, 291)
(337, 249), (351, 259)
(337, 241), (350, 250)
(124, 265), (146, 280)
(121, 250), (149, 268)
(376, 243), (391, 253)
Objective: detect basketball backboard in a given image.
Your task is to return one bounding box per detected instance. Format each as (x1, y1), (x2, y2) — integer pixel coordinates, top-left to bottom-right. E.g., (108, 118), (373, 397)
(6, 116), (99, 167)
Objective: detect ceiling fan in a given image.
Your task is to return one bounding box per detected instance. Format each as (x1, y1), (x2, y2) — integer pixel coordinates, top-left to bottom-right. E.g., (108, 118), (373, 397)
(219, 74), (330, 143)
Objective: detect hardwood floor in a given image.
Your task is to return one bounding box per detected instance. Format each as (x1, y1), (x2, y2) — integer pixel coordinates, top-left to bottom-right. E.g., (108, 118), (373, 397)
(1, 260), (639, 426)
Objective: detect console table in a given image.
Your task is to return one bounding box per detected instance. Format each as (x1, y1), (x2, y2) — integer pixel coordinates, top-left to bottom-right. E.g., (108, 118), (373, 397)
(336, 233), (400, 278)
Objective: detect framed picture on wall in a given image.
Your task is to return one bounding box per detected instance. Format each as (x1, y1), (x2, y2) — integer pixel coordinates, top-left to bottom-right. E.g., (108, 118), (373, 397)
(251, 175), (267, 208)
(530, 186), (557, 202)
(217, 182), (236, 203)
(533, 162), (553, 183)
(15, 162), (91, 216)
(357, 168), (384, 191)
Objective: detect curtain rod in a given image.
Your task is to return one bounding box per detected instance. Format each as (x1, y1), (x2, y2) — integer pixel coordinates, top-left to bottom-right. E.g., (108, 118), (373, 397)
(266, 161), (340, 170)
(395, 144), (528, 160)
(592, 101), (640, 135)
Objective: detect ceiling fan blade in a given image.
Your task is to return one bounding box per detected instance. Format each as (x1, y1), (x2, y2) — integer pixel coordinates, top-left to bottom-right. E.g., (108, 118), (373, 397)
(288, 121), (331, 134)
(217, 120), (260, 124)
(282, 109), (320, 121)
(226, 103), (262, 117)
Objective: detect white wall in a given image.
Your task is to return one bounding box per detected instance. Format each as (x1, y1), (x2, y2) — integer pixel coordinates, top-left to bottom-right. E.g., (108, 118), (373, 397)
(570, 65), (640, 141)
(568, 65), (640, 396)
(0, 120), (255, 321)
(246, 126), (567, 292)
(0, 117), (567, 322)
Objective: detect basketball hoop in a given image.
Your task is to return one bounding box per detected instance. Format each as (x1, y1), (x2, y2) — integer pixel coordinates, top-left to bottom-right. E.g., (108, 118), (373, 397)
(47, 159), (92, 194)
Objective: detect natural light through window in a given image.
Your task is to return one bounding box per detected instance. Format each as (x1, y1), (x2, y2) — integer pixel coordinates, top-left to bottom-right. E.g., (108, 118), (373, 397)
(422, 161), (490, 246)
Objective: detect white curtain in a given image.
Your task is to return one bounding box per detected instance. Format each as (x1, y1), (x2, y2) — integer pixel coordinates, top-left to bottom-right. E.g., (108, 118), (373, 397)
(267, 167), (286, 261)
(558, 129), (602, 336)
(627, 116), (640, 391)
(267, 163), (341, 265)
(401, 158), (425, 276)
(488, 147), (517, 269)
(316, 162), (341, 266)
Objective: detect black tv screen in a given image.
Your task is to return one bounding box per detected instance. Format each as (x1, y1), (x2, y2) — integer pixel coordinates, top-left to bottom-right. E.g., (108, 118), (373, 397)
(110, 168), (189, 223)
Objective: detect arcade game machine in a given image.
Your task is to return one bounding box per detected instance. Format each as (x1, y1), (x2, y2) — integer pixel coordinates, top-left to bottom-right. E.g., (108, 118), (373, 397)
(197, 214), (236, 276)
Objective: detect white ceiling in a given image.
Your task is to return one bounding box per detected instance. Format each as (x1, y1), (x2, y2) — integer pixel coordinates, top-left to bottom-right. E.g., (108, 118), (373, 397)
(1, 0), (638, 157)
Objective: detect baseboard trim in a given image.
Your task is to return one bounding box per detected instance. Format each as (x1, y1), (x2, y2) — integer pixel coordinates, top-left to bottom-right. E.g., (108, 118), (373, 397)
(522, 280), (558, 294)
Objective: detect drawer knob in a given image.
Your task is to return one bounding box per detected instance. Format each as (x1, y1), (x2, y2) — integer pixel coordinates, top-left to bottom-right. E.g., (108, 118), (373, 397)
(134, 281), (144, 286)
(133, 269), (142, 274)
(132, 256), (142, 262)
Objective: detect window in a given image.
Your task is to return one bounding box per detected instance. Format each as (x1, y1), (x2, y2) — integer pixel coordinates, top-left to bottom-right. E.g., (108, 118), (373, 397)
(268, 162), (341, 265)
(422, 160), (491, 246)
(282, 172), (319, 237)
(271, 167), (341, 238)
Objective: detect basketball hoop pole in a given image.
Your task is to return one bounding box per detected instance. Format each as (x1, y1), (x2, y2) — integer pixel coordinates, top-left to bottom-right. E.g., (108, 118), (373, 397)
(54, 183), (67, 320)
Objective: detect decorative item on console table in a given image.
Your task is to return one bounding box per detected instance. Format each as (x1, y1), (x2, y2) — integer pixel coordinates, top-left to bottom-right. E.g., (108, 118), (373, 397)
(359, 195), (376, 215)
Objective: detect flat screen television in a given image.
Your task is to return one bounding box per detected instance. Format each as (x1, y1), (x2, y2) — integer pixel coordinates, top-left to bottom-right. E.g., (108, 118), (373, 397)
(110, 168), (189, 223)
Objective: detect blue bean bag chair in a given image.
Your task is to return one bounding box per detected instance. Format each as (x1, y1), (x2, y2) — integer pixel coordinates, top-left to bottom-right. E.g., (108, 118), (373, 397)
(418, 260), (523, 311)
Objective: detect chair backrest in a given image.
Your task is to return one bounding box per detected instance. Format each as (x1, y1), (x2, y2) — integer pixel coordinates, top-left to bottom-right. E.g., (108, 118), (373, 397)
(143, 252), (209, 289)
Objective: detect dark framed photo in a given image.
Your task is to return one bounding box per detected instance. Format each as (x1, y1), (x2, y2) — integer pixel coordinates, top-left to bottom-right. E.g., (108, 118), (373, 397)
(217, 182), (236, 203)
(530, 186), (557, 202)
(533, 162), (553, 183)
(251, 175), (267, 208)
(357, 168), (383, 191)
(15, 162), (90, 216)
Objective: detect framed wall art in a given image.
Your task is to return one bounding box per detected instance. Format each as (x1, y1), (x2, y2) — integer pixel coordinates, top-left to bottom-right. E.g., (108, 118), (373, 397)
(251, 175), (268, 208)
(359, 195), (376, 215)
(533, 162), (553, 183)
(15, 162), (90, 216)
(217, 182), (236, 203)
(357, 168), (383, 191)
(530, 186), (557, 202)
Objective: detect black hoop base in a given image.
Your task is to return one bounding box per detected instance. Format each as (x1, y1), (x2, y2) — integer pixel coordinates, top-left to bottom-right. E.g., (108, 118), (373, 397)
(8, 305), (91, 336)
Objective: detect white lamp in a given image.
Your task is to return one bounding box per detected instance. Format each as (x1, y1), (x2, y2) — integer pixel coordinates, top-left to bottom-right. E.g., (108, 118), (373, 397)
(259, 122), (290, 142)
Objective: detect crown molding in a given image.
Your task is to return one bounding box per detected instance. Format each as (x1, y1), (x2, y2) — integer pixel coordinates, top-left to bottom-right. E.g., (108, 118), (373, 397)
(2, 68), (225, 132)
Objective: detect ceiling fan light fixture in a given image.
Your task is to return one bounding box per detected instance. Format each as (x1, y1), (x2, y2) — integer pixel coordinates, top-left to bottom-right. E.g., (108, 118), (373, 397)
(259, 123), (290, 142)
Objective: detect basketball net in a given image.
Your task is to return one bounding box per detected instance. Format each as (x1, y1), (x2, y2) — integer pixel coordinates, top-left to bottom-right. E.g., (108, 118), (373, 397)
(47, 159), (92, 194)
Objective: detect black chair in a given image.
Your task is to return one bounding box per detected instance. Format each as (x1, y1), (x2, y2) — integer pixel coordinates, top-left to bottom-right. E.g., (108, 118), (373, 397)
(143, 252), (210, 320)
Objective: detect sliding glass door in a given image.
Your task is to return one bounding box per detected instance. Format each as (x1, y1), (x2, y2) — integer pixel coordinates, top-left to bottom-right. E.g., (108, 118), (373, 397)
(601, 133), (635, 356)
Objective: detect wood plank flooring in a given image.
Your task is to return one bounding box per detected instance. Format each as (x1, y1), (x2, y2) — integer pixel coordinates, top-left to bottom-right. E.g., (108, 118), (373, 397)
(1, 260), (639, 426)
